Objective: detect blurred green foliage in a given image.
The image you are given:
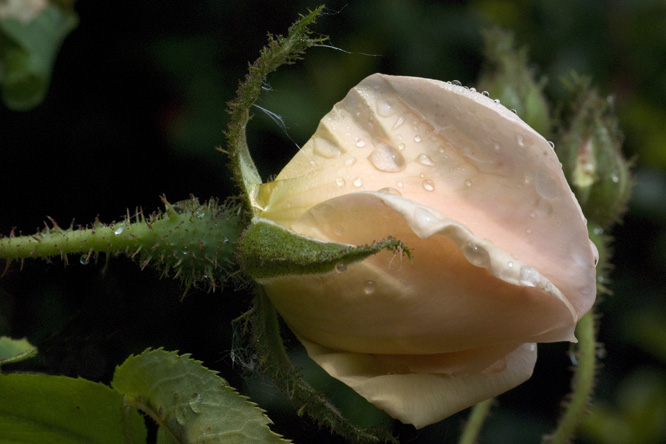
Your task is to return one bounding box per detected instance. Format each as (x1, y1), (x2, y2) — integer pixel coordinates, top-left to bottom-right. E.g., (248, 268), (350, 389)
(1, 1), (665, 443)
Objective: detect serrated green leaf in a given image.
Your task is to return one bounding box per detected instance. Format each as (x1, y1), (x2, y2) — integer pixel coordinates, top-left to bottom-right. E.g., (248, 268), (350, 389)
(112, 348), (290, 444)
(0, 373), (147, 444)
(0, 336), (37, 366)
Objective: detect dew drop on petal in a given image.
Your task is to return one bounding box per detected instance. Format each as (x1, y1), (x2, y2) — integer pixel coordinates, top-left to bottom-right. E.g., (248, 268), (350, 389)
(464, 179), (472, 188)
(422, 179), (435, 191)
(393, 115), (405, 129)
(353, 177), (364, 187)
(398, 143), (406, 151)
(378, 187), (402, 196)
(355, 137), (367, 148)
(79, 254), (90, 265)
(516, 134), (525, 147)
(114, 227), (124, 235)
(345, 157), (357, 167)
(519, 266), (541, 287)
(417, 153), (434, 166)
(396, 181), (404, 188)
(377, 100), (394, 117)
(313, 138), (342, 158)
(463, 243), (491, 268)
(535, 165), (562, 199)
(368, 144), (407, 172)
(363, 280), (377, 294)
(335, 177), (346, 187)
(414, 135), (422, 143)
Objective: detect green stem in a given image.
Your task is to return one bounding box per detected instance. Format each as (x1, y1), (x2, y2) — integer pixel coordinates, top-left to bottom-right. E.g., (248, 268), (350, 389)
(245, 288), (397, 444)
(0, 196), (243, 291)
(459, 398), (494, 444)
(543, 312), (596, 444)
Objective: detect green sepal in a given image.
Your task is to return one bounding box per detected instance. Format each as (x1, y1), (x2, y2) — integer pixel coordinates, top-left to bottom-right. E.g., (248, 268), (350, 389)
(0, 2), (78, 110)
(238, 217), (410, 280)
(0, 336), (37, 367)
(477, 27), (551, 137)
(0, 373), (147, 444)
(112, 348), (290, 444)
(223, 6), (327, 221)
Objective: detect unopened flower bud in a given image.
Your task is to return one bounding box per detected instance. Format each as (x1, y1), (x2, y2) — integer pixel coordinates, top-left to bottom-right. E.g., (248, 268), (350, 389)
(557, 76), (633, 229)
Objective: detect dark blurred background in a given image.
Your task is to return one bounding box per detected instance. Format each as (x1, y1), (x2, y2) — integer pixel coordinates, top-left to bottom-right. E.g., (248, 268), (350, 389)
(1, 1), (665, 443)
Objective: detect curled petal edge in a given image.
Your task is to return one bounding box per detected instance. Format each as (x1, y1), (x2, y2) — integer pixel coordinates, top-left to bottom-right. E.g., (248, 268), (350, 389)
(300, 337), (538, 429)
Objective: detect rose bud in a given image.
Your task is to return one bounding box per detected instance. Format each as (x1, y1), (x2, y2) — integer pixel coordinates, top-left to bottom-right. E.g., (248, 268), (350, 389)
(250, 74), (598, 428)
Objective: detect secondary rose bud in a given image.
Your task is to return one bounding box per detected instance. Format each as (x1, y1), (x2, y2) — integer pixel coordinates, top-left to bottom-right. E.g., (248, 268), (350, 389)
(251, 74), (598, 428)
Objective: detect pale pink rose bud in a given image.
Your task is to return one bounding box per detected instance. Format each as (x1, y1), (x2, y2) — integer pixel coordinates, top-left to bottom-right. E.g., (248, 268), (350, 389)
(251, 74), (598, 428)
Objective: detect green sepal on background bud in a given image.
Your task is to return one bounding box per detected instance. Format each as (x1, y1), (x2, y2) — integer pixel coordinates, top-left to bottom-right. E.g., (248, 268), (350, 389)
(557, 75), (633, 230)
(477, 27), (551, 137)
(0, 2), (78, 110)
(238, 218), (410, 280)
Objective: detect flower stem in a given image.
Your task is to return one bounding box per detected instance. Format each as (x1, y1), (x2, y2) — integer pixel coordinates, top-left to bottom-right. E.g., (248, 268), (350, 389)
(543, 311), (596, 444)
(0, 196), (243, 291)
(458, 398), (494, 444)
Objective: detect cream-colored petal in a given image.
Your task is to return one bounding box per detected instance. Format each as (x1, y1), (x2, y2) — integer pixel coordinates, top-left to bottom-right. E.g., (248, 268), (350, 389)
(300, 337), (538, 429)
(256, 74), (596, 320)
(260, 192), (579, 355)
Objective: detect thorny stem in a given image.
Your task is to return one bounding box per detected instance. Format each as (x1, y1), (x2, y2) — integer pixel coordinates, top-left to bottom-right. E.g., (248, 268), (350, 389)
(458, 398), (494, 444)
(0, 197), (242, 291)
(543, 311), (597, 444)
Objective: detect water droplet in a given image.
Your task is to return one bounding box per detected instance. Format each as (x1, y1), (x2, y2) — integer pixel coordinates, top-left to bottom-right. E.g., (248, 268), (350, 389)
(422, 179), (435, 191)
(535, 165), (562, 199)
(363, 280), (377, 294)
(494, 98), (501, 105)
(417, 153), (434, 166)
(368, 144), (406, 172)
(516, 134), (525, 147)
(510, 109), (517, 114)
(313, 138), (342, 158)
(519, 266), (541, 287)
(548, 140), (555, 149)
(396, 181), (404, 188)
(611, 174), (619, 183)
(79, 254), (90, 265)
(529, 211), (536, 218)
(189, 393), (202, 414)
(529, 343), (536, 351)
(345, 157), (357, 167)
(452, 80), (462, 86)
(355, 137), (367, 148)
(507, 261), (514, 269)
(526, 227), (532, 234)
(353, 177), (363, 187)
(398, 143), (406, 151)
(590, 239), (599, 266)
(335, 177), (346, 187)
(463, 243), (491, 268)
(470, 87), (476, 93)
(481, 91), (490, 97)
(175, 408), (187, 425)
(464, 179), (472, 188)
(378, 187), (402, 196)
(114, 226), (124, 235)
(414, 135), (422, 143)
(335, 262), (347, 273)
(377, 100), (394, 117)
